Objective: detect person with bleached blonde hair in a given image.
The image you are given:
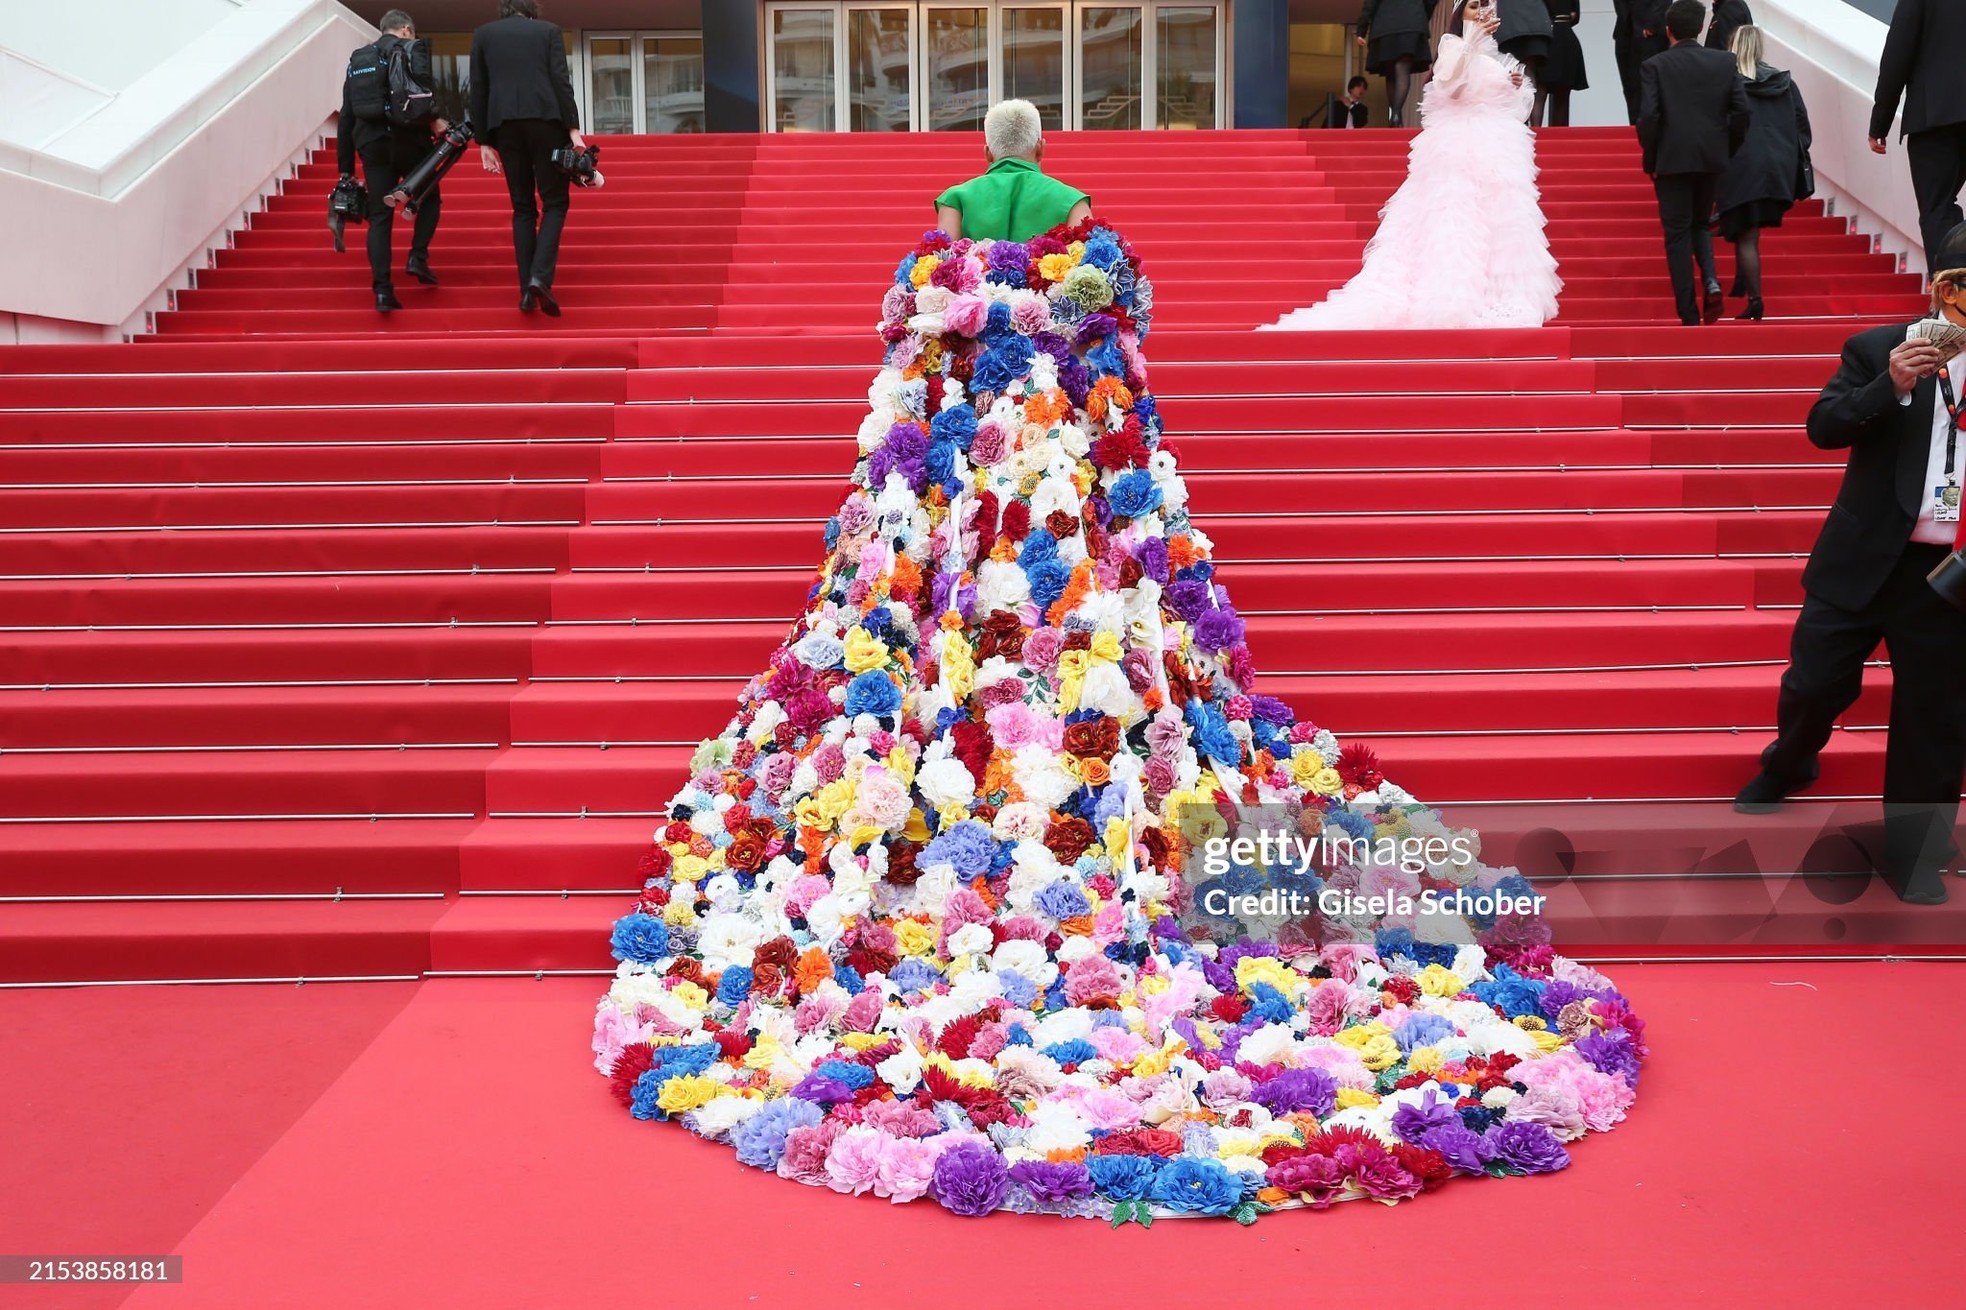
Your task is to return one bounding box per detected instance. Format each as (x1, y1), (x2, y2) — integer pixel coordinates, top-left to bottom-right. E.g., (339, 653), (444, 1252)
(933, 99), (1093, 242)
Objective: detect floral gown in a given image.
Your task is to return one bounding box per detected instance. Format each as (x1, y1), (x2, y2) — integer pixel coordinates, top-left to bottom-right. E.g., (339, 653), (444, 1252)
(591, 223), (1643, 1221)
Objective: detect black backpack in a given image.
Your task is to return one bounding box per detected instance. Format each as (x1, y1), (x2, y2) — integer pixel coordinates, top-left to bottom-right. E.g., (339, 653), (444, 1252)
(346, 35), (435, 127)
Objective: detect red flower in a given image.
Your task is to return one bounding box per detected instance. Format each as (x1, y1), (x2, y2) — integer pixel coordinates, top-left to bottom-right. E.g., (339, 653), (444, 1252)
(1094, 1128), (1184, 1158)
(1000, 500), (1031, 541)
(1044, 816), (1098, 863)
(1337, 742), (1384, 790)
(607, 1045), (655, 1107)
(754, 937), (797, 971)
(1392, 1143), (1454, 1191)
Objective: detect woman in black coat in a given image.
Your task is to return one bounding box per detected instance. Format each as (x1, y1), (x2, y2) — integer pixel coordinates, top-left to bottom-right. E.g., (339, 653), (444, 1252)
(1495, 0), (1554, 123)
(1357, 0), (1438, 126)
(1705, 0), (1753, 53)
(1715, 26), (1811, 319)
(1537, 0), (1589, 125)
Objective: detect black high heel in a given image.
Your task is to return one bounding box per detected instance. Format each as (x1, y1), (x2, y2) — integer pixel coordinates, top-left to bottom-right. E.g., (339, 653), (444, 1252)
(1735, 298), (1764, 321)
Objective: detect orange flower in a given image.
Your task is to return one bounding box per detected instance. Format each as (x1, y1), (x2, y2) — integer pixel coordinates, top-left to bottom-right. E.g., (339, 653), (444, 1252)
(793, 946), (833, 996)
(1142, 688), (1165, 713)
(1167, 535), (1200, 570)
(1047, 559), (1097, 625)
(1079, 758), (1113, 787)
(890, 555), (922, 600)
(1059, 914), (1095, 937)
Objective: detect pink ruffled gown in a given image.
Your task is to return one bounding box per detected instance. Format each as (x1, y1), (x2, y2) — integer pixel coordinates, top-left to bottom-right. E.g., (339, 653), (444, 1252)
(1264, 30), (1562, 331)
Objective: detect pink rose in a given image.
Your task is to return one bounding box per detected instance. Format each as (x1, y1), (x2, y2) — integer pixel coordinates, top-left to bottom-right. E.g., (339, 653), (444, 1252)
(873, 1135), (944, 1201)
(1010, 294), (1052, 336)
(1022, 627), (1064, 672)
(776, 1119), (846, 1186)
(970, 422), (1009, 466)
(943, 294), (989, 337)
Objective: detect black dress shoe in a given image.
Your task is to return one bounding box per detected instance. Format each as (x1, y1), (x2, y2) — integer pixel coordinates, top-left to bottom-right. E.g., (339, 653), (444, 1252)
(519, 286), (537, 313)
(1892, 877), (1951, 905)
(1735, 297), (1764, 321)
(375, 288), (403, 314)
(1702, 281), (1725, 324)
(406, 256), (438, 286)
(528, 280), (560, 317)
(1734, 771), (1797, 814)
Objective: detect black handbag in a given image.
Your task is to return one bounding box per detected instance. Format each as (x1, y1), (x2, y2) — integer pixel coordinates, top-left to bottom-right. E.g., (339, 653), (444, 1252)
(1795, 153), (1816, 201)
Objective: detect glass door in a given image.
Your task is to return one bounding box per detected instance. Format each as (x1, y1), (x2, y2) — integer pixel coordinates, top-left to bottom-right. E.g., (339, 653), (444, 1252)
(1154, 4), (1217, 129)
(585, 34), (636, 135)
(1001, 5), (1068, 131)
(769, 5), (841, 130)
(921, 4), (991, 132)
(1077, 5), (1142, 130)
(846, 5), (916, 131)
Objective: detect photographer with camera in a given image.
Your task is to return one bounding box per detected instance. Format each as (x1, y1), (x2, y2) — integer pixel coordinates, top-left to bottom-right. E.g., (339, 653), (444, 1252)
(337, 9), (447, 313)
(1734, 222), (1966, 905)
(470, 0), (587, 316)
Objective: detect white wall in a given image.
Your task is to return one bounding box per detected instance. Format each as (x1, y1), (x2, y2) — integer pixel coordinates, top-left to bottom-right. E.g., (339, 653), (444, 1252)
(0, 0), (242, 91)
(0, 0), (373, 342)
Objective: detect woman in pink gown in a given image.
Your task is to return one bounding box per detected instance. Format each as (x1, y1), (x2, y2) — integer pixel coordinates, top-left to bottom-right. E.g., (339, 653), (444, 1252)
(1265, 0), (1562, 331)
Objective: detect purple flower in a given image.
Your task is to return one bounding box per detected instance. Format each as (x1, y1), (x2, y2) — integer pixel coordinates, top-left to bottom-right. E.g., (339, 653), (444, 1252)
(1575, 1030), (1642, 1084)
(1008, 1159), (1094, 1207)
(1418, 1121), (1495, 1175)
(1391, 1087), (1461, 1144)
(1247, 694), (1293, 725)
(933, 1139), (1011, 1217)
(1487, 1120), (1571, 1175)
(1164, 579), (1212, 623)
(885, 421), (929, 460)
(1194, 605), (1245, 653)
(1248, 1067), (1337, 1116)
(1395, 1013), (1458, 1053)
(788, 1071), (857, 1104)
(1136, 536), (1169, 585)
(729, 1098), (824, 1170)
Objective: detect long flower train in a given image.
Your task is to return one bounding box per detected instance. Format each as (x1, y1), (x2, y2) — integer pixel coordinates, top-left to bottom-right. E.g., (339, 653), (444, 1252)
(590, 223), (1645, 1222)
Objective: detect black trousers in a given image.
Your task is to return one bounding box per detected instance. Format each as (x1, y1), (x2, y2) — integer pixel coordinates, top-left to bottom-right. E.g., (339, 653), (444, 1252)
(1615, 42), (1641, 124)
(1761, 542), (1966, 886)
(1907, 123), (1966, 273)
(356, 132), (442, 293)
(1653, 171), (1719, 323)
(494, 118), (572, 291)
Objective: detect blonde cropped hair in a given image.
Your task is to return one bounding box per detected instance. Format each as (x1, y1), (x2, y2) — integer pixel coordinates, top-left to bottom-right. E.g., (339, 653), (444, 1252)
(984, 100), (1044, 161)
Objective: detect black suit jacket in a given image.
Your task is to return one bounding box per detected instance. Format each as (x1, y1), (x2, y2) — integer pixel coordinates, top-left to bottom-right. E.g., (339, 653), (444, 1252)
(1637, 41), (1749, 175)
(469, 15), (580, 134)
(1802, 323), (1944, 610)
(1870, 0), (1966, 140)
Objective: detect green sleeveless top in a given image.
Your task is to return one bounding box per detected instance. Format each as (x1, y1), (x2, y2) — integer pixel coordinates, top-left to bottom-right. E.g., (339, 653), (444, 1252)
(934, 157), (1090, 242)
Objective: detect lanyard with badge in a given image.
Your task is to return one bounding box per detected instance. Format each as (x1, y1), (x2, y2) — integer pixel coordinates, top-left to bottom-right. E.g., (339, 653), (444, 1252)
(1937, 368), (1964, 524)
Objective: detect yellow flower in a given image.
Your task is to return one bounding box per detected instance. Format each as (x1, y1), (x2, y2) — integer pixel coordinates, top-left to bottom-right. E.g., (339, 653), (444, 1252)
(1038, 251), (1078, 281)
(671, 981), (708, 1011)
(940, 630), (976, 700)
(1417, 965), (1465, 998)
(911, 254), (940, 288)
(1355, 1033), (1401, 1072)
(743, 1035), (783, 1070)
(894, 920), (936, 957)
(847, 823), (886, 848)
(1530, 1027), (1566, 1053)
(1514, 1013), (1549, 1031)
(1309, 767), (1345, 797)
(1334, 1086), (1380, 1110)
(656, 1074), (724, 1115)
(1408, 1046), (1445, 1076)
(672, 854), (711, 884)
(1087, 630), (1122, 663)
(1290, 749), (1326, 787)
(1104, 816), (1132, 864)
(1235, 955), (1298, 996)
(936, 801), (970, 830)
(903, 808), (931, 842)
(838, 1032), (886, 1052)
(661, 899), (697, 928)
(815, 779), (854, 824)
(844, 627), (889, 673)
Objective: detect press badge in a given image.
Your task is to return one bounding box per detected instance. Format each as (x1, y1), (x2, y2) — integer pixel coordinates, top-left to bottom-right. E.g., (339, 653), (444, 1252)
(1938, 480), (1963, 524)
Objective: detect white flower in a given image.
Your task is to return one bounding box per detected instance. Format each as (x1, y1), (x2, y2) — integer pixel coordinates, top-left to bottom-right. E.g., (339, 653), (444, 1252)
(1236, 1023), (1299, 1067)
(975, 558), (1030, 611)
(991, 802), (1048, 843)
(990, 937), (1058, 987)
(1010, 744), (1077, 810)
(946, 922), (994, 958)
(916, 756), (977, 809)
(686, 1095), (758, 1140)
(877, 1046), (924, 1093)
(696, 912), (768, 971)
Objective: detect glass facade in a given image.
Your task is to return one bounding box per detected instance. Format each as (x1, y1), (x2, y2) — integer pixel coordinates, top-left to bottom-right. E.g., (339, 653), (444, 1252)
(764, 1), (1225, 132)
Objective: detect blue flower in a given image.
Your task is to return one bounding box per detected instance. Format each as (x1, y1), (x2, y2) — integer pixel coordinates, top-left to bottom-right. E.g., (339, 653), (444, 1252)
(1185, 700), (1240, 767)
(1018, 530), (1058, 565)
(1041, 1039), (1098, 1066)
(889, 958), (939, 992)
(730, 1097), (824, 1168)
(812, 1059), (876, 1090)
(609, 912), (670, 964)
(925, 439), (957, 486)
(715, 965), (753, 1006)
(1150, 1157), (1245, 1216)
(844, 669), (901, 718)
(1087, 1153), (1161, 1201)
(1107, 468), (1163, 519)
(930, 404), (977, 450)
(921, 819), (998, 876)
(1027, 556), (1072, 609)
(832, 963), (866, 995)
(1034, 880), (1091, 919)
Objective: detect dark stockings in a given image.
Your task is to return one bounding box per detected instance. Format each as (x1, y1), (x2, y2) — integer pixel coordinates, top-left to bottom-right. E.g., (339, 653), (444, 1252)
(1521, 56), (1547, 126)
(1731, 226), (1763, 301)
(1388, 56), (1414, 127)
(1543, 88), (1571, 127)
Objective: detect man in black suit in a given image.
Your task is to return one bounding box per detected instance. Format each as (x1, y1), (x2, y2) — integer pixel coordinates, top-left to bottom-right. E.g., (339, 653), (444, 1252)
(1631, 0), (1671, 69)
(1326, 78), (1371, 128)
(1613, 0), (1641, 123)
(1735, 223), (1966, 905)
(1638, 0), (1748, 325)
(336, 9), (447, 313)
(470, 0), (586, 315)
(1869, 0), (1966, 274)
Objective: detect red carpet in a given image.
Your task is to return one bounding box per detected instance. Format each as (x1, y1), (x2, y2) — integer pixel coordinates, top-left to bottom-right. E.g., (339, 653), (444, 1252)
(0, 965), (1956, 1308)
(0, 127), (1955, 982)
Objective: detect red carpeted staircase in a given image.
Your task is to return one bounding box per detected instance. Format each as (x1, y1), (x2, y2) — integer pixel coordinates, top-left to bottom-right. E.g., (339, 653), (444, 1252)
(0, 127), (1945, 984)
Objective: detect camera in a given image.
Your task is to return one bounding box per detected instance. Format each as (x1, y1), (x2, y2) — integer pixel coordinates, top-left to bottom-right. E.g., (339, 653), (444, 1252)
(551, 143), (604, 188)
(1931, 549), (1966, 611)
(327, 175), (368, 252)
